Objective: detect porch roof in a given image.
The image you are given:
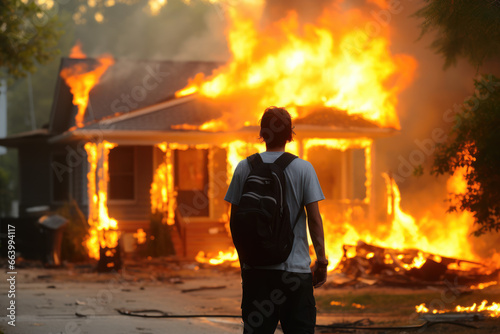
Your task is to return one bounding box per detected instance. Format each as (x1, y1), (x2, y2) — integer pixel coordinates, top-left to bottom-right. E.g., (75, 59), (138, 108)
(0, 129), (50, 147)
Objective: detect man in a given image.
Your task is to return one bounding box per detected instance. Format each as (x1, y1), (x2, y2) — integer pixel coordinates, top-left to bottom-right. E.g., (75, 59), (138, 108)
(225, 106), (327, 334)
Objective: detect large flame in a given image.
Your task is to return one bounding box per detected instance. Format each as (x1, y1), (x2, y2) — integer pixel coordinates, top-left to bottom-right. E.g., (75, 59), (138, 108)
(60, 44), (114, 128)
(84, 141), (119, 259)
(150, 143), (176, 225)
(195, 153), (492, 270)
(176, 1), (416, 129)
(321, 168), (480, 271)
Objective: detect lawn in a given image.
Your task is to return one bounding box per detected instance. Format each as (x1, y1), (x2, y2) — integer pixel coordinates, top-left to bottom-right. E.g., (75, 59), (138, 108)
(314, 286), (500, 333)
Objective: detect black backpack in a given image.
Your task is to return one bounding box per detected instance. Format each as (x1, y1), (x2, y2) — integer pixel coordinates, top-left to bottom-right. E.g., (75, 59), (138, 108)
(230, 152), (300, 266)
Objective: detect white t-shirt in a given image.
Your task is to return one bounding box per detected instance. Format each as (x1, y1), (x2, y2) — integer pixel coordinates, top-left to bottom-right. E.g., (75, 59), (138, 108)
(224, 151), (325, 273)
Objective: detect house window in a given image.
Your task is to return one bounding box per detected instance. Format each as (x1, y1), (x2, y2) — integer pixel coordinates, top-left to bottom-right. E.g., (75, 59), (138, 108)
(307, 147), (367, 201)
(307, 147), (342, 200)
(51, 153), (71, 202)
(108, 146), (135, 200)
(175, 148), (209, 217)
(351, 149), (367, 201)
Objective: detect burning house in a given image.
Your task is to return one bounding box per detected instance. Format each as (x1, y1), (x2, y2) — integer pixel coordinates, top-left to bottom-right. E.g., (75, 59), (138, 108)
(0, 52), (400, 263)
(2, 0), (498, 286)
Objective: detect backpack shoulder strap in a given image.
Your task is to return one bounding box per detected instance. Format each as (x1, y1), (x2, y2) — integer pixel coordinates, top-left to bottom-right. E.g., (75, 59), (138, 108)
(273, 152), (297, 171)
(247, 153), (264, 170)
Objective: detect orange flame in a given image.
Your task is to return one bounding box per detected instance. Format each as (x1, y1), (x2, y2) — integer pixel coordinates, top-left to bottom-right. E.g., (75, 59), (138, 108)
(195, 247), (239, 267)
(319, 167), (482, 271)
(69, 42), (86, 59)
(176, 4), (416, 129)
(84, 141), (119, 259)
(60, 44), (114, 128)
(417, 300), (500, 318)
(200, 147), (493, 270)
(133, 228), (147, 245)
(470, 281), (498, 290)
(150, 143), (176, 225)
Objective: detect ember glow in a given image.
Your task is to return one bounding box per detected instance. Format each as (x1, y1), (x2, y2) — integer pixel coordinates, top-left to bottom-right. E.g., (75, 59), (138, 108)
(60, 44), (114, 128)
(471, 281), (498, 290)
(416, 300), (500, 318)
(84, 141), (119, 260)
(176, 1), (416, 129)
(330, 300), (366, 309)
(195, 247), (239, 267)
(133, 228), (147, 245)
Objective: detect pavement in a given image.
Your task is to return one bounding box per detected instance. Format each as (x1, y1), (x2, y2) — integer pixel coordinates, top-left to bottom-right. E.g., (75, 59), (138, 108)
(5, 259), (500, 334)
(0, 260), (246, 334)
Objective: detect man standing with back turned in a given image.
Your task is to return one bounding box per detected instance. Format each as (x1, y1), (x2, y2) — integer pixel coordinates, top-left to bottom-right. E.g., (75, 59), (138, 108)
(225, 106), (328, 333)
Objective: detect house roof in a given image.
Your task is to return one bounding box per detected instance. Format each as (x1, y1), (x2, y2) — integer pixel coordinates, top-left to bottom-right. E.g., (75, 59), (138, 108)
(49, 58), (222, 134)
(2, 57), (399, 146)
(82, 94), (221, 131)
(48, 95), (398, 146)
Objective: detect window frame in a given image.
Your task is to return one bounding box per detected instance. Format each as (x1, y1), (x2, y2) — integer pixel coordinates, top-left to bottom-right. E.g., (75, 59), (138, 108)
(107, 145), (138, 204)
(50, 151), (73, 204)
(174, 148), (210, 218)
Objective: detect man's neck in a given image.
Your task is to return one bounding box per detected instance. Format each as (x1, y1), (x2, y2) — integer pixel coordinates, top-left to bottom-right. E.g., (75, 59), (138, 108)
(266, 145), (286, 152)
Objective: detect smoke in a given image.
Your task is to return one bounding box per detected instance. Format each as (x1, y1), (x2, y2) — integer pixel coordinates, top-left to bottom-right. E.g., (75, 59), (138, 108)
(76, 0), (229, 61)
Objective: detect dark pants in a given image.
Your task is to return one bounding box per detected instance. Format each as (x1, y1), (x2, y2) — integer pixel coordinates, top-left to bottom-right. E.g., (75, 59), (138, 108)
(241, 269), (316, 334)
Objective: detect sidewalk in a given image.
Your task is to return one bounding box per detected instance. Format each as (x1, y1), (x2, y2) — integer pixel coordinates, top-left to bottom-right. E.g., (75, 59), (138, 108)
(0, 261), (245, 334)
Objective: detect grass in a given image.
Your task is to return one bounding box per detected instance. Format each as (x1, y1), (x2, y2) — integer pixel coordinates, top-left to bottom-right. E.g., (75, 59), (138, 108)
(315, 288), (500, 333)
(316, 287), (500, 317)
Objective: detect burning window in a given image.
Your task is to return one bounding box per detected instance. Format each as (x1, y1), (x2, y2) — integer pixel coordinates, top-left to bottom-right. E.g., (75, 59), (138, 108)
(307, 147), (366, 201)
(51, 153), (71, 202)
(351, 149), (367, 201)
(175, 148), (209, 217)
(309, 147), (342, 200)
(108, 146), (135, 200)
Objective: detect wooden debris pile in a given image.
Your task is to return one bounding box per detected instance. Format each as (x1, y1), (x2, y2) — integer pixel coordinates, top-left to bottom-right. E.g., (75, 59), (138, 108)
(331, 241), (499, 288)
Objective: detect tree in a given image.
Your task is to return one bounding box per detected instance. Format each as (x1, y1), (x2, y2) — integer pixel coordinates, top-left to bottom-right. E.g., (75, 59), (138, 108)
(414, 0), (500, 69)
(0, 0), (62, 80)
(431, 75), (500, 235)
(415, 1), (500, 234)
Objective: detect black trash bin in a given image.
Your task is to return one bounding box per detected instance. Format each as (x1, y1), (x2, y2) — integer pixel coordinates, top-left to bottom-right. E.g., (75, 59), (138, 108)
(38, 215), (68, 267)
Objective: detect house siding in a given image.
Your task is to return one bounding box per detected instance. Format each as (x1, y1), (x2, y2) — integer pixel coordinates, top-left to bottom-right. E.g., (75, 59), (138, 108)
(18, 143), (51, 215)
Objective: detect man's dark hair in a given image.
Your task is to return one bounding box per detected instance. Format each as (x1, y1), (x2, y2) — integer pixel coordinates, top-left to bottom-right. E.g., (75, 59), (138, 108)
(259, 106), (294, 148)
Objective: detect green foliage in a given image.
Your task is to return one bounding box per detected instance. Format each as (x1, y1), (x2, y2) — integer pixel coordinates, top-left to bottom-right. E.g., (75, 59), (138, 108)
(432, 75), (500, 235)
(0, 0), (62, 80)
(414, 0), (500, 69)
(5, 8), (75, 135)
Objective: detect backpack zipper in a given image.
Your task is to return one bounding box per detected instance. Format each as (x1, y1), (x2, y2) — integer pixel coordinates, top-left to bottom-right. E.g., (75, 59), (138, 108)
(242, 192), (277, 204)
(271, 171), (283, 215)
